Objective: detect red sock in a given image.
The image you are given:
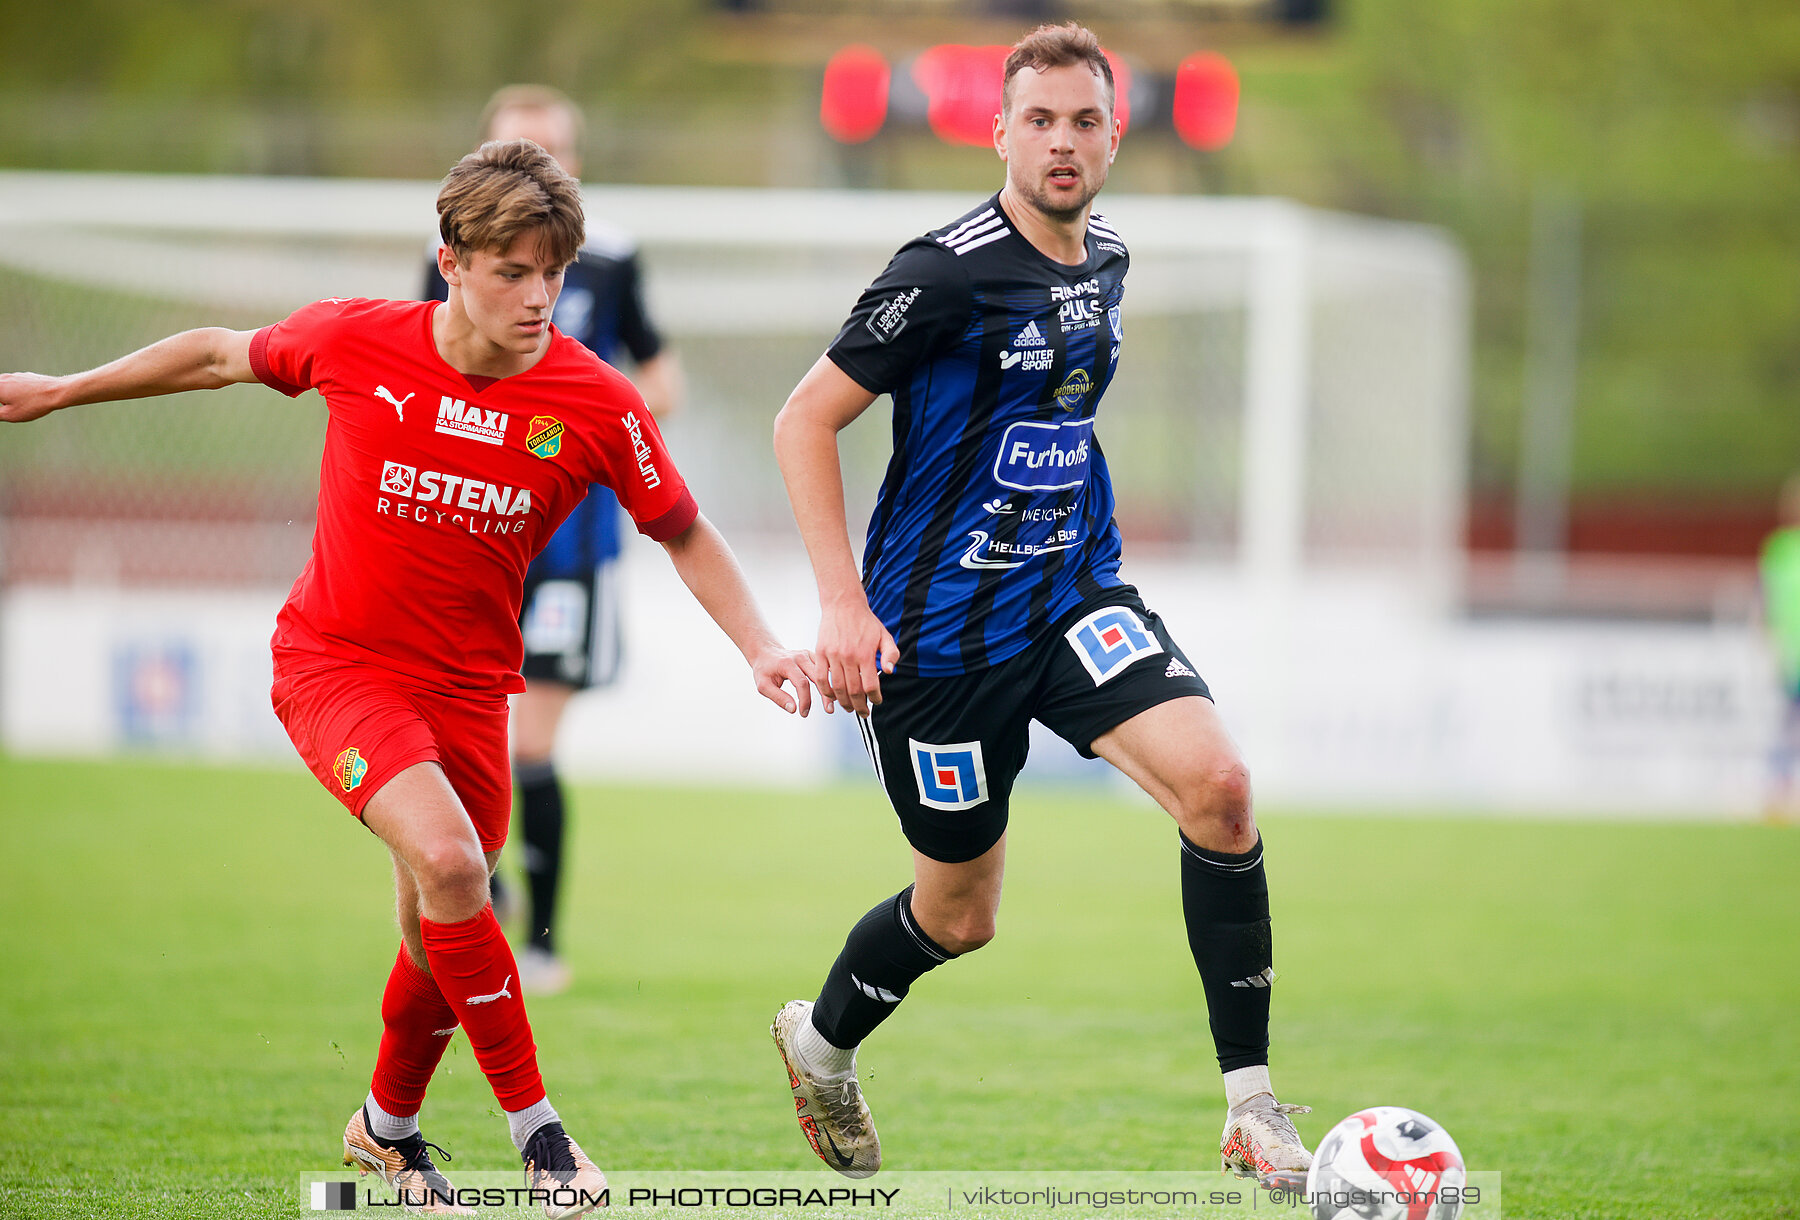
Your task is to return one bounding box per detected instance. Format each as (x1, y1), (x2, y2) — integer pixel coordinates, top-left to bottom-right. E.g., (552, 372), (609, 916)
(418, 905), (545, 1110)
(369, 945), (457, 1118)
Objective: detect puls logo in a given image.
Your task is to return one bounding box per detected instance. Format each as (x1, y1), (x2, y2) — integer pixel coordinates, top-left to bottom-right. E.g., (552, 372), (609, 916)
(1058, 298), (1101, 333)
(435, 396), (508, 446)
(909, 738), (988, 811)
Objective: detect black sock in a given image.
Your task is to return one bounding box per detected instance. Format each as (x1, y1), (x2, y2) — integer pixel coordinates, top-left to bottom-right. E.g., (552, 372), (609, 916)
(514, 759), (565, 953)
(812, 886), (956, 1049)
(1180, 832), (1272, 1072)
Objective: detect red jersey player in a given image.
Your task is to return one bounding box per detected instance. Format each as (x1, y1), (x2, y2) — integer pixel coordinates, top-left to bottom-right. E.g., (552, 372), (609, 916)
(0, 140), (818, 1218)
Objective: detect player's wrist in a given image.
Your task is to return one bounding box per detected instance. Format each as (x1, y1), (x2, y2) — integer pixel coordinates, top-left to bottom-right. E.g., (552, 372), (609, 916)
(39, 375), (77, 413)
(819, 583), (870, 613)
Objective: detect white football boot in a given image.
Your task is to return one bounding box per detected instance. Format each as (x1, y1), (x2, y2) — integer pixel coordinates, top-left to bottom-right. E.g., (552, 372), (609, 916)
(1220, 1092), (1313, 1190)
(770, 1000), (881, 1178)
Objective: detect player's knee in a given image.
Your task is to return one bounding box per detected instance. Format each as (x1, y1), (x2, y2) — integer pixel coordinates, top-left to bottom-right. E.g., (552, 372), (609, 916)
(412, 841), (490, 911)
(934, 915), (998, 955)
(1171, 759), (1255, 845)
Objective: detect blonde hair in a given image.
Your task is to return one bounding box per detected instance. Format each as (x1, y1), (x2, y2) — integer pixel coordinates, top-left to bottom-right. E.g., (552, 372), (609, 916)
(1002, 22), (1115, 118)
(436, 138), (584, 268)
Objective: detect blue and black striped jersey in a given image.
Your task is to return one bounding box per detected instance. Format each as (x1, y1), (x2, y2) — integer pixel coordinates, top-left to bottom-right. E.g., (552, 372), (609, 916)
(423, 227), (664, 577)
(828, 193), (1131, 677)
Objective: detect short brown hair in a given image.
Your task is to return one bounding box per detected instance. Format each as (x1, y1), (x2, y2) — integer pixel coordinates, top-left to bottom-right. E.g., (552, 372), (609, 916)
(478, 84), (584, 143)
(1002, 22), (1115, 118)
(436, 138), (584, 268)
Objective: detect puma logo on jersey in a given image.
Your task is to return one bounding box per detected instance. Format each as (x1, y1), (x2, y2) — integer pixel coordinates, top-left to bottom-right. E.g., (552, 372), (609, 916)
(465, 975), (513, 1006)
(374, 385), (414, 421)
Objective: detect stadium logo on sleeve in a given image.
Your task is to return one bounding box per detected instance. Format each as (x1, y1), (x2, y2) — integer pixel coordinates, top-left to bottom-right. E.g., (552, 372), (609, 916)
(1065, 606), (1163, 685)
(526, 416), (564, 459)
(909, 738), (989, 811)
(333, 747), (369, 792)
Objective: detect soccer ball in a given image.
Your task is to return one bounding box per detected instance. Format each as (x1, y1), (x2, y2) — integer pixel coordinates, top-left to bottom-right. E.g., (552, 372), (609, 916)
(1303, 1106), (1467, 1220)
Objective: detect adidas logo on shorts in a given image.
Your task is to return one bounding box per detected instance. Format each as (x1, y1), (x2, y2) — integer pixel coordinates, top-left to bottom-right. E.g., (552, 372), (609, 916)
(1165, 657), (1196, 679)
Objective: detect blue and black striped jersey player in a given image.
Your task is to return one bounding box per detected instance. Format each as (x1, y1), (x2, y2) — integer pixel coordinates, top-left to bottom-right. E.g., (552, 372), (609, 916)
(768, 23), (1312, 1186)
(425, 85), (683, 996)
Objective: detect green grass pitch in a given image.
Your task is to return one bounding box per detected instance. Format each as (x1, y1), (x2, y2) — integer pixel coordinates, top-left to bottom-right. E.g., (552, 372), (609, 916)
(0, 752), (1794, 1218)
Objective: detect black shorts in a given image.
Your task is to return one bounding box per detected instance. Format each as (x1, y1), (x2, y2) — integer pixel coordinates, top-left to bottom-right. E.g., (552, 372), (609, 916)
(518, 557), (623, 690)
(856, 586), (1211, 863)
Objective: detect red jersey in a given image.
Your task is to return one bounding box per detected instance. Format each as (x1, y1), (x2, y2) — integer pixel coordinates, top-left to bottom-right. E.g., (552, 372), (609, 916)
(250, 297), (697, 694)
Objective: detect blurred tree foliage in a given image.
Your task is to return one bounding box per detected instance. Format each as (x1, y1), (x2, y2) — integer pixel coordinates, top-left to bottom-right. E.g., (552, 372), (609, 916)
(1, 0), (1796, 499)
(1336, 0), (1800, 497)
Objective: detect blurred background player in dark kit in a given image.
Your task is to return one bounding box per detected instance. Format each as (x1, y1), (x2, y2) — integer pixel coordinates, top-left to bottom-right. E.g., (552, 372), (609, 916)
(767, 21), (1311, 1188)
(425, 85), (685, 995)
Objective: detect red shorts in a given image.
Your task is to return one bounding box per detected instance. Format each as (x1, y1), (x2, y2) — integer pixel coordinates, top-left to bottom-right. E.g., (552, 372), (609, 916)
(271, 653), (511, 852)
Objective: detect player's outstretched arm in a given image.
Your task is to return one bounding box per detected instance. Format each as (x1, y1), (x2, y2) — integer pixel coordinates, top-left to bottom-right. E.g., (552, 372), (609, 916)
(0, 328), (259, 424)
(660, 513), (821, 717)
(773, 354), (899, 717)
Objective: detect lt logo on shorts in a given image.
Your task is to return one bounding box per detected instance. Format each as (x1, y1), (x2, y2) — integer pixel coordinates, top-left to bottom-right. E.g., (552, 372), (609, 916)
(1066, 606), (1163, 686)
(909, 738), (989, 811)
(333, 746), (369, 792)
